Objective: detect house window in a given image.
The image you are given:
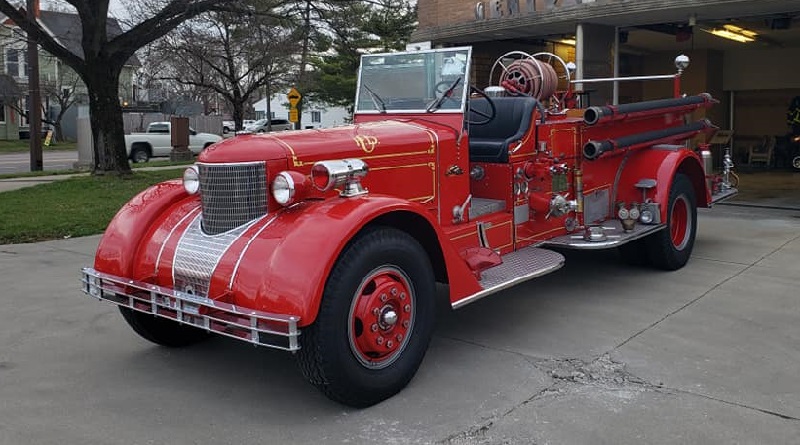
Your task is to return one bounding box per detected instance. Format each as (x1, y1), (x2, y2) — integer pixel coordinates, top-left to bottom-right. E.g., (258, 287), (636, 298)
(270, 111), (275, 119)
(311, 111), (321, 123)
(5, 49), (27, 78)
(0, 101), (5, 123)
(19, 96), (29, 126)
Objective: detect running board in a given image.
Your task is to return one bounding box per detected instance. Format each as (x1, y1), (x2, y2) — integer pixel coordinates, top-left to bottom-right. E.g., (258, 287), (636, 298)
(543, 220), (665, 250)
(711, 187), (738, 205)
(452, 247), (565, 309)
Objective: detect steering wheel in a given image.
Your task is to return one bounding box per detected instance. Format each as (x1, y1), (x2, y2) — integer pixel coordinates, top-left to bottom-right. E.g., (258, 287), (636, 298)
(467, 86), (496, 126)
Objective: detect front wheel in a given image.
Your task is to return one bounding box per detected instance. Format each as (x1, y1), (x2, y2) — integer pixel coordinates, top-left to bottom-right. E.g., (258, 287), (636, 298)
(297, 227), (437, 407)
(793, 155), (800, 170)
(119, 307), (211, 347)
(645, 173), (698, 270)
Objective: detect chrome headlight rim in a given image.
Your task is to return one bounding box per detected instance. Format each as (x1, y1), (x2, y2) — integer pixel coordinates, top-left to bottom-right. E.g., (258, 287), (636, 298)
(272, 171), (296, 206)
(183, 165), (200, 195)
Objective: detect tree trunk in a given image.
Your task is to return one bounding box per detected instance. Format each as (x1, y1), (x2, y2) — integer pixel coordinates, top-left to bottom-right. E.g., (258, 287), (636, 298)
(85, 64), (130, 175)
(232, 92), (245, 132)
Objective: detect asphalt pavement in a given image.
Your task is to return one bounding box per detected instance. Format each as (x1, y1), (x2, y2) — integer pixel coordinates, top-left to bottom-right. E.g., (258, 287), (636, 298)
(0, 150), (78, 174)
(1, 205), (798, 444)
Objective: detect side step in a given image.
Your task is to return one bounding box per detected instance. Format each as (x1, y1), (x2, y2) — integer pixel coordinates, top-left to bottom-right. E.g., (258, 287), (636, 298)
(544, 220), (665, 250)
(711, 187), (738, 205)
(452, 247), (565, 309)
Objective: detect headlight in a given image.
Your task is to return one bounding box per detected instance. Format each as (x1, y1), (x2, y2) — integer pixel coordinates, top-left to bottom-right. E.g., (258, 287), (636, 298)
(272, 171), (309, 206)
(617, 206), (629, 220)
(629, 206), (641, 220)
(311, 159), (368, 193)
(183, 166), (200, 195)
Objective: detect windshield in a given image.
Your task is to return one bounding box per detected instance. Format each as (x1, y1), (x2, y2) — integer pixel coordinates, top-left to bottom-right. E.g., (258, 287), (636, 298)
(355, 47), (471, 114)
(251, 120), (267, 126)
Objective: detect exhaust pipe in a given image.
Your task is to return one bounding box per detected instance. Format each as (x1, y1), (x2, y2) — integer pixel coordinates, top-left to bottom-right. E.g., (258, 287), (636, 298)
(583, 93), (716, 126)
(583, 119), (716, 160)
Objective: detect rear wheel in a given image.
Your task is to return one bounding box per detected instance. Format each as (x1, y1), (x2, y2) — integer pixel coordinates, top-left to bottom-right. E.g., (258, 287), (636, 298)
(645, 173), (697, 270)
(119, 307), (210, 347)
(297, 227), (436, 407)
(130, 145), (150, 163)
(617, 238), (650, 266)
(793, 155), (800, 170)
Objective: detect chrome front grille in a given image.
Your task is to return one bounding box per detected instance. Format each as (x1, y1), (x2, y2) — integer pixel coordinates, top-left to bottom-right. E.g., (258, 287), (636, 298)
(199, 162), (268, 235)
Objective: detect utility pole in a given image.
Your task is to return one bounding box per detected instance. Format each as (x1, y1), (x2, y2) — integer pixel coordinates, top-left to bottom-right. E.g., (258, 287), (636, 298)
(27, 0), (42, 171)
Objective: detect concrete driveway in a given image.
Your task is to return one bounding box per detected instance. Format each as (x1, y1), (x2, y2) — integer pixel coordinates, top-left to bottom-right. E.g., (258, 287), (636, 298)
(0, 206), (798, 444)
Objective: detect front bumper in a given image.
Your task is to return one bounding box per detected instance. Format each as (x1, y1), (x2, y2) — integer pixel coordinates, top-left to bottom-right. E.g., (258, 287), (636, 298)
(81, 268), (300, 351)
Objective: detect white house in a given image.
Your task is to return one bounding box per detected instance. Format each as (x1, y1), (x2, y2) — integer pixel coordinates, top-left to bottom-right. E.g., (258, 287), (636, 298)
(253, 94), (350, 129)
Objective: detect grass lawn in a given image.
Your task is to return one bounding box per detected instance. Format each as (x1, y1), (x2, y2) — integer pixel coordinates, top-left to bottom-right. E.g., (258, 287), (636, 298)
(0, 140), (77, 153)
(0, 169), (184, 244)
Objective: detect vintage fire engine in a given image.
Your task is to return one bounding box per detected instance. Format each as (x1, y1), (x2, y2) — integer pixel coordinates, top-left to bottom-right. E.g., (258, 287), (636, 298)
(82, 47), (737, 407)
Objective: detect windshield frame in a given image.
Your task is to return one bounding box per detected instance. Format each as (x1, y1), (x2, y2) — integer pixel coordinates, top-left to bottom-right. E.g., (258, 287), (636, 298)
(354, 46), (473, 116)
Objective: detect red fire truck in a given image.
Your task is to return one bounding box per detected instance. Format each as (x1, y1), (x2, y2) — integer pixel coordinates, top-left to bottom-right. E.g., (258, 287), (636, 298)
(82, 47), (737, 407)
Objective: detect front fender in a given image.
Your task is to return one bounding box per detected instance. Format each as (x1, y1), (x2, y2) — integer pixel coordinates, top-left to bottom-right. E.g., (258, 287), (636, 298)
(94, 180), (191, 277)
(221, 195), (476, 326)
(618, 148), (709, 221)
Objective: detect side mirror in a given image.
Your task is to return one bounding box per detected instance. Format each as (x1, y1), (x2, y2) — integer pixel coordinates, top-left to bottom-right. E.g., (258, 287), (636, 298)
(190, 129), (197, 136)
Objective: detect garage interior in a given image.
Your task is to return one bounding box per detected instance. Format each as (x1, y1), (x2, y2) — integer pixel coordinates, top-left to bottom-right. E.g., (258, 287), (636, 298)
(619, 15), (800, 171)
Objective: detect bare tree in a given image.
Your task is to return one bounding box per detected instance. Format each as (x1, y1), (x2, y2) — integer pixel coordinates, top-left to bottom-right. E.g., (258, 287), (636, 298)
(0, 0), (256, 175)
(153, 9), (295, 132)
(40, 58), (84, 141)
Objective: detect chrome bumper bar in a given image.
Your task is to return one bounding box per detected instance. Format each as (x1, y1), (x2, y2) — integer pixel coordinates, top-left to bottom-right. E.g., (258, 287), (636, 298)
(81, 268), (300, 351)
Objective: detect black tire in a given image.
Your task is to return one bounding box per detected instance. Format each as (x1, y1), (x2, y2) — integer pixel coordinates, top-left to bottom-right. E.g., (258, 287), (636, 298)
(119, 307), (211, 347)
(297, 227), (437, 407)
(130, 145), (150, 163)
(645, 173), (697, 270)
(617, 238), (651, 267)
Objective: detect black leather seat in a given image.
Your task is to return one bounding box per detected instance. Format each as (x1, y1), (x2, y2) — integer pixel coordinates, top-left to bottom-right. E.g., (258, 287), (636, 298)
(468, 97), (538, 163)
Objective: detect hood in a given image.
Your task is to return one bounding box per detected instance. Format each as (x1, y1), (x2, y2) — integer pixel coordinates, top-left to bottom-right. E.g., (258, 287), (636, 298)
(198, 120), (448, 166)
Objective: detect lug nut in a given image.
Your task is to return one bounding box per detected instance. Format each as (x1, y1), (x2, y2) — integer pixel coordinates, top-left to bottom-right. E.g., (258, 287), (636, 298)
(386, 340), (394, 348)
(403, 320), (410, 328)
(396, 334), (403, 341)
(400, 292), (406, 300)
(371, 323), (378, 332)
(391, 288), (398, 296)
(372, 308), (380, 316)
(380, 293), (388, 302)
(376, 336), (384, 345)
(404, 304), (411, 312)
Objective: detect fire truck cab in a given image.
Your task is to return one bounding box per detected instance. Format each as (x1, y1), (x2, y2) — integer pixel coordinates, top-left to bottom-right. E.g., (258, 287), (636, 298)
(82, 46), (737, 407)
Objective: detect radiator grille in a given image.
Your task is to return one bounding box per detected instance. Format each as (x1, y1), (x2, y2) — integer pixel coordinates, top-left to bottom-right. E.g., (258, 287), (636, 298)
(199, 162), (267, 235)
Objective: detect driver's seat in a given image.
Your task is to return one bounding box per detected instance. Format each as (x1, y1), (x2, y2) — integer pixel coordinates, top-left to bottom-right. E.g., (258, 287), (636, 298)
(468, 97), (538, 163)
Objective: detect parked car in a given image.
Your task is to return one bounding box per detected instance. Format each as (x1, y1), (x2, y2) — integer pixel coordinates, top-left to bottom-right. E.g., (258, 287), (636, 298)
(222, 119), (256, 134)
(125, 122), (222, 162)
(244, 118), (293, 133)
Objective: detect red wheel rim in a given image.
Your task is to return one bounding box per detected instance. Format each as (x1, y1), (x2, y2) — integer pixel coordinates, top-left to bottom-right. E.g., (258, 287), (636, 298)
(670, 195), (691, 250)
(348, 266), (415, 369)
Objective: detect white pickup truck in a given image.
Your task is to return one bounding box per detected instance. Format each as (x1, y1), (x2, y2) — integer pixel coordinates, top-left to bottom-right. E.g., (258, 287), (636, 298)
(126, 122), (223, 163)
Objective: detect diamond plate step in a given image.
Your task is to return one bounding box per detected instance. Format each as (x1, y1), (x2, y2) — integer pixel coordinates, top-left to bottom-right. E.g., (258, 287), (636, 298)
(452, 247), (565, 309)
(711, 187), (738, 205)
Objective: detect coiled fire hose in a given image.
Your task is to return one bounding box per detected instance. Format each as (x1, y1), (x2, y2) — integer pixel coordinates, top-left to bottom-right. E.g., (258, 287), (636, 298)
(499, 59), (559, 101)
